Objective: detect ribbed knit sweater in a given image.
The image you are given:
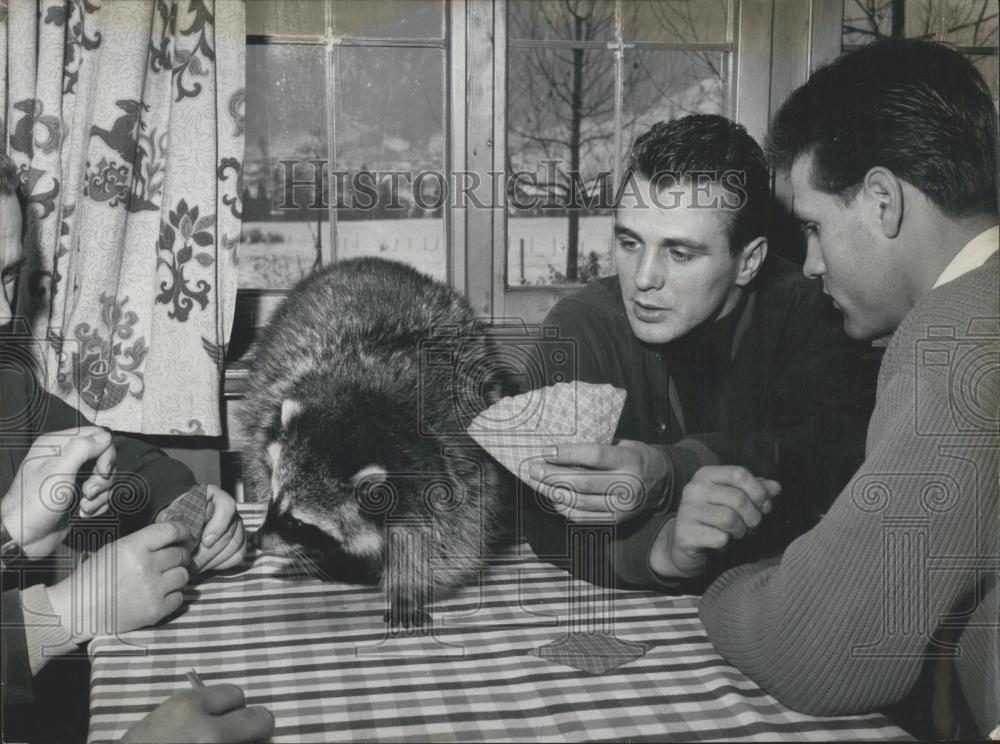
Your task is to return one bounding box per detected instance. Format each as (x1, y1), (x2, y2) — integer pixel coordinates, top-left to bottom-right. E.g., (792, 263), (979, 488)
(699, 253), (999, 737)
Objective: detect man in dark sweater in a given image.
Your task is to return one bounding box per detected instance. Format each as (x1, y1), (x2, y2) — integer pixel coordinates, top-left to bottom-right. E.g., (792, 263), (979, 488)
(523, 116), (871, 591)
(698, 40), (998, 738)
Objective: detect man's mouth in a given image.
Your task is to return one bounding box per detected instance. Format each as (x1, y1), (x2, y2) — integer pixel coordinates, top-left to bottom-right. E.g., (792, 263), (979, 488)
(631, 298), (669, 321)
(823, 287), (841, 310)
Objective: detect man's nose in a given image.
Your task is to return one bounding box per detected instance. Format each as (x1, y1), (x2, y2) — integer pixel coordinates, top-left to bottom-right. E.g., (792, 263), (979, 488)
(802, 241), (825, 280)
(633, 247), (664, 291)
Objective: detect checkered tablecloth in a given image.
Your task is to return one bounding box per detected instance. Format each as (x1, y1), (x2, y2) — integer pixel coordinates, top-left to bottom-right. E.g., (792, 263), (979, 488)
(87, 504), (910, 743)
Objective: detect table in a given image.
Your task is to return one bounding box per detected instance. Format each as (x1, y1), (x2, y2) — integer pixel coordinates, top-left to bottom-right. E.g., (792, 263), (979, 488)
(87, 505), (910, 742)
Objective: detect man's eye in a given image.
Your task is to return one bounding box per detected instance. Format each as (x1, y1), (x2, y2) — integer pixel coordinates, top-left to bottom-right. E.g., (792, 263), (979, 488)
(617, 238), (640, 252)
(668, 249), (692, 262)
(800, 222), (818, 237)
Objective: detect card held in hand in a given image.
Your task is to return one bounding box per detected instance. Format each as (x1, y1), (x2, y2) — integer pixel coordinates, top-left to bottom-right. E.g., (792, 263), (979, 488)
(468, 381), (627, 500)
(154, 485), (210, 553)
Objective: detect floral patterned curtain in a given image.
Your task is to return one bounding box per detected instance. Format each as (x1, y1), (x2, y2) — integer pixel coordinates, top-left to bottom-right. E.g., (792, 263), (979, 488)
(0, 0), (244, 436)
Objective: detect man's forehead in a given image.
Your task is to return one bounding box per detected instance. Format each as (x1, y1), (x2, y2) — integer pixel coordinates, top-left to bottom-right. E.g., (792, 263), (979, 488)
(788, 154), (825, 218)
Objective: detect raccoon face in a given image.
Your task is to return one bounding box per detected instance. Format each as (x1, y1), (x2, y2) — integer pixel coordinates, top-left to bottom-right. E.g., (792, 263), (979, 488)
(256, 400), (387, 560)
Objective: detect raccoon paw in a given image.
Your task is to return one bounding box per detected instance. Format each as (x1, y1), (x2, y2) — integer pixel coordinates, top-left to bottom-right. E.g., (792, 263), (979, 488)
(384, 603), (432, 630)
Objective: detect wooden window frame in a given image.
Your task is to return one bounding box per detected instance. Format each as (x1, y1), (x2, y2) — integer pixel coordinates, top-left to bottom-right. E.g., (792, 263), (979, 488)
(228, 0), (810, 387)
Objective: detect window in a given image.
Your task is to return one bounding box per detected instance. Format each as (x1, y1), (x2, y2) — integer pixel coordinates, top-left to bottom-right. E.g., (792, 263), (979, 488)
(240, 0), (771, 329)
(841, 0), (998, 100)
(244, 0), (448, 290)
(505, 0), (733, 287)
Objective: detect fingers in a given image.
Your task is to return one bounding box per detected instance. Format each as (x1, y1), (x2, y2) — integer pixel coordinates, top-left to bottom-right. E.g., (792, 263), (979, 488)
(201, 487), (237, 548)
(216, 706), (276, 743)
(529, 465), (635, 497)
(695, 502), (751, 539)
(152, 545), (192, 572)
(58, 429), (113, 471)
(93, 442), (116, 480)
(78, 490), (111, 517)
(195, 517), (242, 572)
(702, 485), (764, 531)
(194, 684), (247, 715)
(31, 426), (108, 450)
(681, 522), (730, 551)
(543, 443), (621, 470)
(162, 590), (184, 617)
(161, 565), (190, 593)
(202, 522), (246, 572)
(130, 521), (192, 552)
(698, 466), (765, 505)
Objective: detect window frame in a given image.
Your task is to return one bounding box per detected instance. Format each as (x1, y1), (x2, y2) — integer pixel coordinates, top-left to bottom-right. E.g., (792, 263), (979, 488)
(230, 0), (795, 377)
(470, 0), (777, 324)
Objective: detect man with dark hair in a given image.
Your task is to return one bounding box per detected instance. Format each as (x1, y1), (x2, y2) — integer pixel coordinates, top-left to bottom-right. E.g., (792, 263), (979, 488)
(523, 114), (871, 592)
(698, 40), (998, 738)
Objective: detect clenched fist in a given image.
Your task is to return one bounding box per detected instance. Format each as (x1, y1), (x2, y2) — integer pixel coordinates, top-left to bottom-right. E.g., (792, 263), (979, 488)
(651, 465), (781, 579)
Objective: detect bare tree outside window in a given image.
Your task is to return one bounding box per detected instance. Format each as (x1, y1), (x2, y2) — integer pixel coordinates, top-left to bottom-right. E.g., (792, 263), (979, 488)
(843, 1), (998, 99)
(506, 0), (731, 286)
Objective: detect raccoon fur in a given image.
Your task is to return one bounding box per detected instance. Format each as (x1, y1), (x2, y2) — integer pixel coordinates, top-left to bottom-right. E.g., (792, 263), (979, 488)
(240, 257), (516, 627)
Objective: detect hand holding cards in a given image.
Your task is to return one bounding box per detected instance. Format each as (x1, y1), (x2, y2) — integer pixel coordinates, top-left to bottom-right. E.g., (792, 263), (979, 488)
(155, 485), (211, 554)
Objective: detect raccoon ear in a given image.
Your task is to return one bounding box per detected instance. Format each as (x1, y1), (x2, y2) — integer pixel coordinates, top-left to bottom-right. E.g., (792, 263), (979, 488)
(350, 464), (388, 486)
(281, 399), (303, 429)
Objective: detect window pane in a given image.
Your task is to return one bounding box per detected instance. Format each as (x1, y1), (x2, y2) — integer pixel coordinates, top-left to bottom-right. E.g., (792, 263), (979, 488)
(970, 52), (1000, 101)
(621, 50), (727, 162)
(507, 47), (616, 285)
(243, 44), (329, 289)
(843, 0), (998, 44)
(508, 0), (615, 42)
(335, 47), (446, 281)
(246, 0), (327, 37)
(332, 0), (445, 39)
(942, 0), (998, 46)
(623, 0), (732, 44)
(841, 1), (998, 107)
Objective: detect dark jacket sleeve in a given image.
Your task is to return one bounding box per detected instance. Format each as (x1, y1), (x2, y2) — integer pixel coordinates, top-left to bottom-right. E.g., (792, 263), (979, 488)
(521, 272), (873, 592)
(691, 277), (872, 575)
(518, 294), (690, 589)
(1, 588), (33, 708)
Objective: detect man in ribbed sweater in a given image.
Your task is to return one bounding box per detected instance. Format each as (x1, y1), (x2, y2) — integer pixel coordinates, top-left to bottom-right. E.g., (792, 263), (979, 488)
(697, 39), (999, 739)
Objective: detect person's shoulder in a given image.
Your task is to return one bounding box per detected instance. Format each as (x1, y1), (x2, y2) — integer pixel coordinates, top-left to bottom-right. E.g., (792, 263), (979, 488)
(753, 255), (838, 328)
(894, 253), (999, 349)
(756, 255), (821, 304)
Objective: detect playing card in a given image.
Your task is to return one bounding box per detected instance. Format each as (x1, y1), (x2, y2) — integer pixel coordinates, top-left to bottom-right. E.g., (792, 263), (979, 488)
(468, 381), (627, 499)
(155, 484), (210, 553)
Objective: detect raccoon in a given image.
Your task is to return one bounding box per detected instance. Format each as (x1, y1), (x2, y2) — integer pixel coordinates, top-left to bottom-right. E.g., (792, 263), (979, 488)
(240, 257), (516, 627)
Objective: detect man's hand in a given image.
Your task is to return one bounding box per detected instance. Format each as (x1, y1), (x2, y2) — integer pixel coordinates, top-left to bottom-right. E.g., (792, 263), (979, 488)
(651, 465), (781, 579)
(526, 440), (671, 523)
(79, 440), (116, 518)
(47, 522), (192, 644)
(1, 426), (114, 558)
(122, 685), (275, 743)
(191, 486), (246, 573)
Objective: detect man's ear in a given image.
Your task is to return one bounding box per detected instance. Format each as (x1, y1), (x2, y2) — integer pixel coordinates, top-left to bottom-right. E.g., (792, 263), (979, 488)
(734, 236), (767, 287)
(862, 167), (903, 239)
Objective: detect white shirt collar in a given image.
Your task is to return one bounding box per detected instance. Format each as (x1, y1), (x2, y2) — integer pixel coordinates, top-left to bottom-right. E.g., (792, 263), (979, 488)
(932, 225), (999, 289)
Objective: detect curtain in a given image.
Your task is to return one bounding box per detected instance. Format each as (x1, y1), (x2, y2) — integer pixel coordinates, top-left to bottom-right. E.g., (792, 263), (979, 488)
(0, 0), (244, 436)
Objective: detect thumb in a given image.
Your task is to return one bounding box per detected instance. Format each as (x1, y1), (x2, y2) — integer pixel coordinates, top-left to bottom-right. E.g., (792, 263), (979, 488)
(193, 684), (247, 715)
(60, 429), (113, 470)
